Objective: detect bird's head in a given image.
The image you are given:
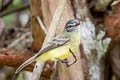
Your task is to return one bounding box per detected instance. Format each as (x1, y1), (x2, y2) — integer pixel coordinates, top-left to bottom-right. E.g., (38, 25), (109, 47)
(64, 19), (80, 32)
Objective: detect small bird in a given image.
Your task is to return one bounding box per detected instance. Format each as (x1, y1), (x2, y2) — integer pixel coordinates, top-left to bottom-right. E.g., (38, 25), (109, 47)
(15, 19), (81, 74)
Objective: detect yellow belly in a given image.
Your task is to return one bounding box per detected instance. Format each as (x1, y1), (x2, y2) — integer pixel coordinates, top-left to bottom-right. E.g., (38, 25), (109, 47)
(35, 44), (73, 61)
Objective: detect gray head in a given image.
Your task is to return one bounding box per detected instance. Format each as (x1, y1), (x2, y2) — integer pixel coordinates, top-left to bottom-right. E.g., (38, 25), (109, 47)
(64, 19), (80, 32)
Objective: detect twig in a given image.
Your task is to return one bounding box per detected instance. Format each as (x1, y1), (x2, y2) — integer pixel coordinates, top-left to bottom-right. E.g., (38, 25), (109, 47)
(0, 3), (29, 17)
(36, 16), (47, 34)
(70, 0), (77, 18)
(31, 0), (68, 80)
(1, 0), (3, 9)
(7, 32), (31, 48)
(0, 0), (13, 12)
(0, 18), (5, 36)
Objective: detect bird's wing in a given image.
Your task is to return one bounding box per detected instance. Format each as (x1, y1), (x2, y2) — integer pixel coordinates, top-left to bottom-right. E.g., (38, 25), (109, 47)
(36, 34), (70, 57)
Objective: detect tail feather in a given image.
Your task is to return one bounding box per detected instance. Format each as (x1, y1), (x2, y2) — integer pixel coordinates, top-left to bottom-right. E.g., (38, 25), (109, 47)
(15, 55), (37, 74)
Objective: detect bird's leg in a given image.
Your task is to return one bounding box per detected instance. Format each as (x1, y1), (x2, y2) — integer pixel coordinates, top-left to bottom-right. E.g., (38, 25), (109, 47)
(56, 48), (77, 67)
(68, 48), (77, 65)
(56, 58), (68, 63)
(56, 58), (70, 67)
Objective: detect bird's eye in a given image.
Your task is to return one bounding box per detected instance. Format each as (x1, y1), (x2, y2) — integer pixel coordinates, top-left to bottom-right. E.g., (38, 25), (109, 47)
(68, 25), (73, 28)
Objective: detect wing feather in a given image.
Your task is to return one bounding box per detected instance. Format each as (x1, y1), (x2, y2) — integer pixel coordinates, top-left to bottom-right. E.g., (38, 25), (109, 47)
(36, 35), (70, 57)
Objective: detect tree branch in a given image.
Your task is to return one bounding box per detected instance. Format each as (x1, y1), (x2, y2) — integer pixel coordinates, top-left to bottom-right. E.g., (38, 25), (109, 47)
(0, 3), (29, 17)
(0, 48), (34, 71)
(0, 0), (13, 12)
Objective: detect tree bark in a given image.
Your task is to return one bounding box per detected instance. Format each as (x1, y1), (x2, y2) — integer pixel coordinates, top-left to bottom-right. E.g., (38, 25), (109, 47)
(30, 0), (45, 52)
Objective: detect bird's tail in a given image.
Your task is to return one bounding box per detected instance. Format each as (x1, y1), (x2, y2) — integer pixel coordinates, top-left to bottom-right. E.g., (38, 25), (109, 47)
(15, 55), (37, 74)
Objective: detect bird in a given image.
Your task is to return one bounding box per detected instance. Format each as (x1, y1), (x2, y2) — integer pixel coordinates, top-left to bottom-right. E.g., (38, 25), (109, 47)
(15, 19), (81, 74)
